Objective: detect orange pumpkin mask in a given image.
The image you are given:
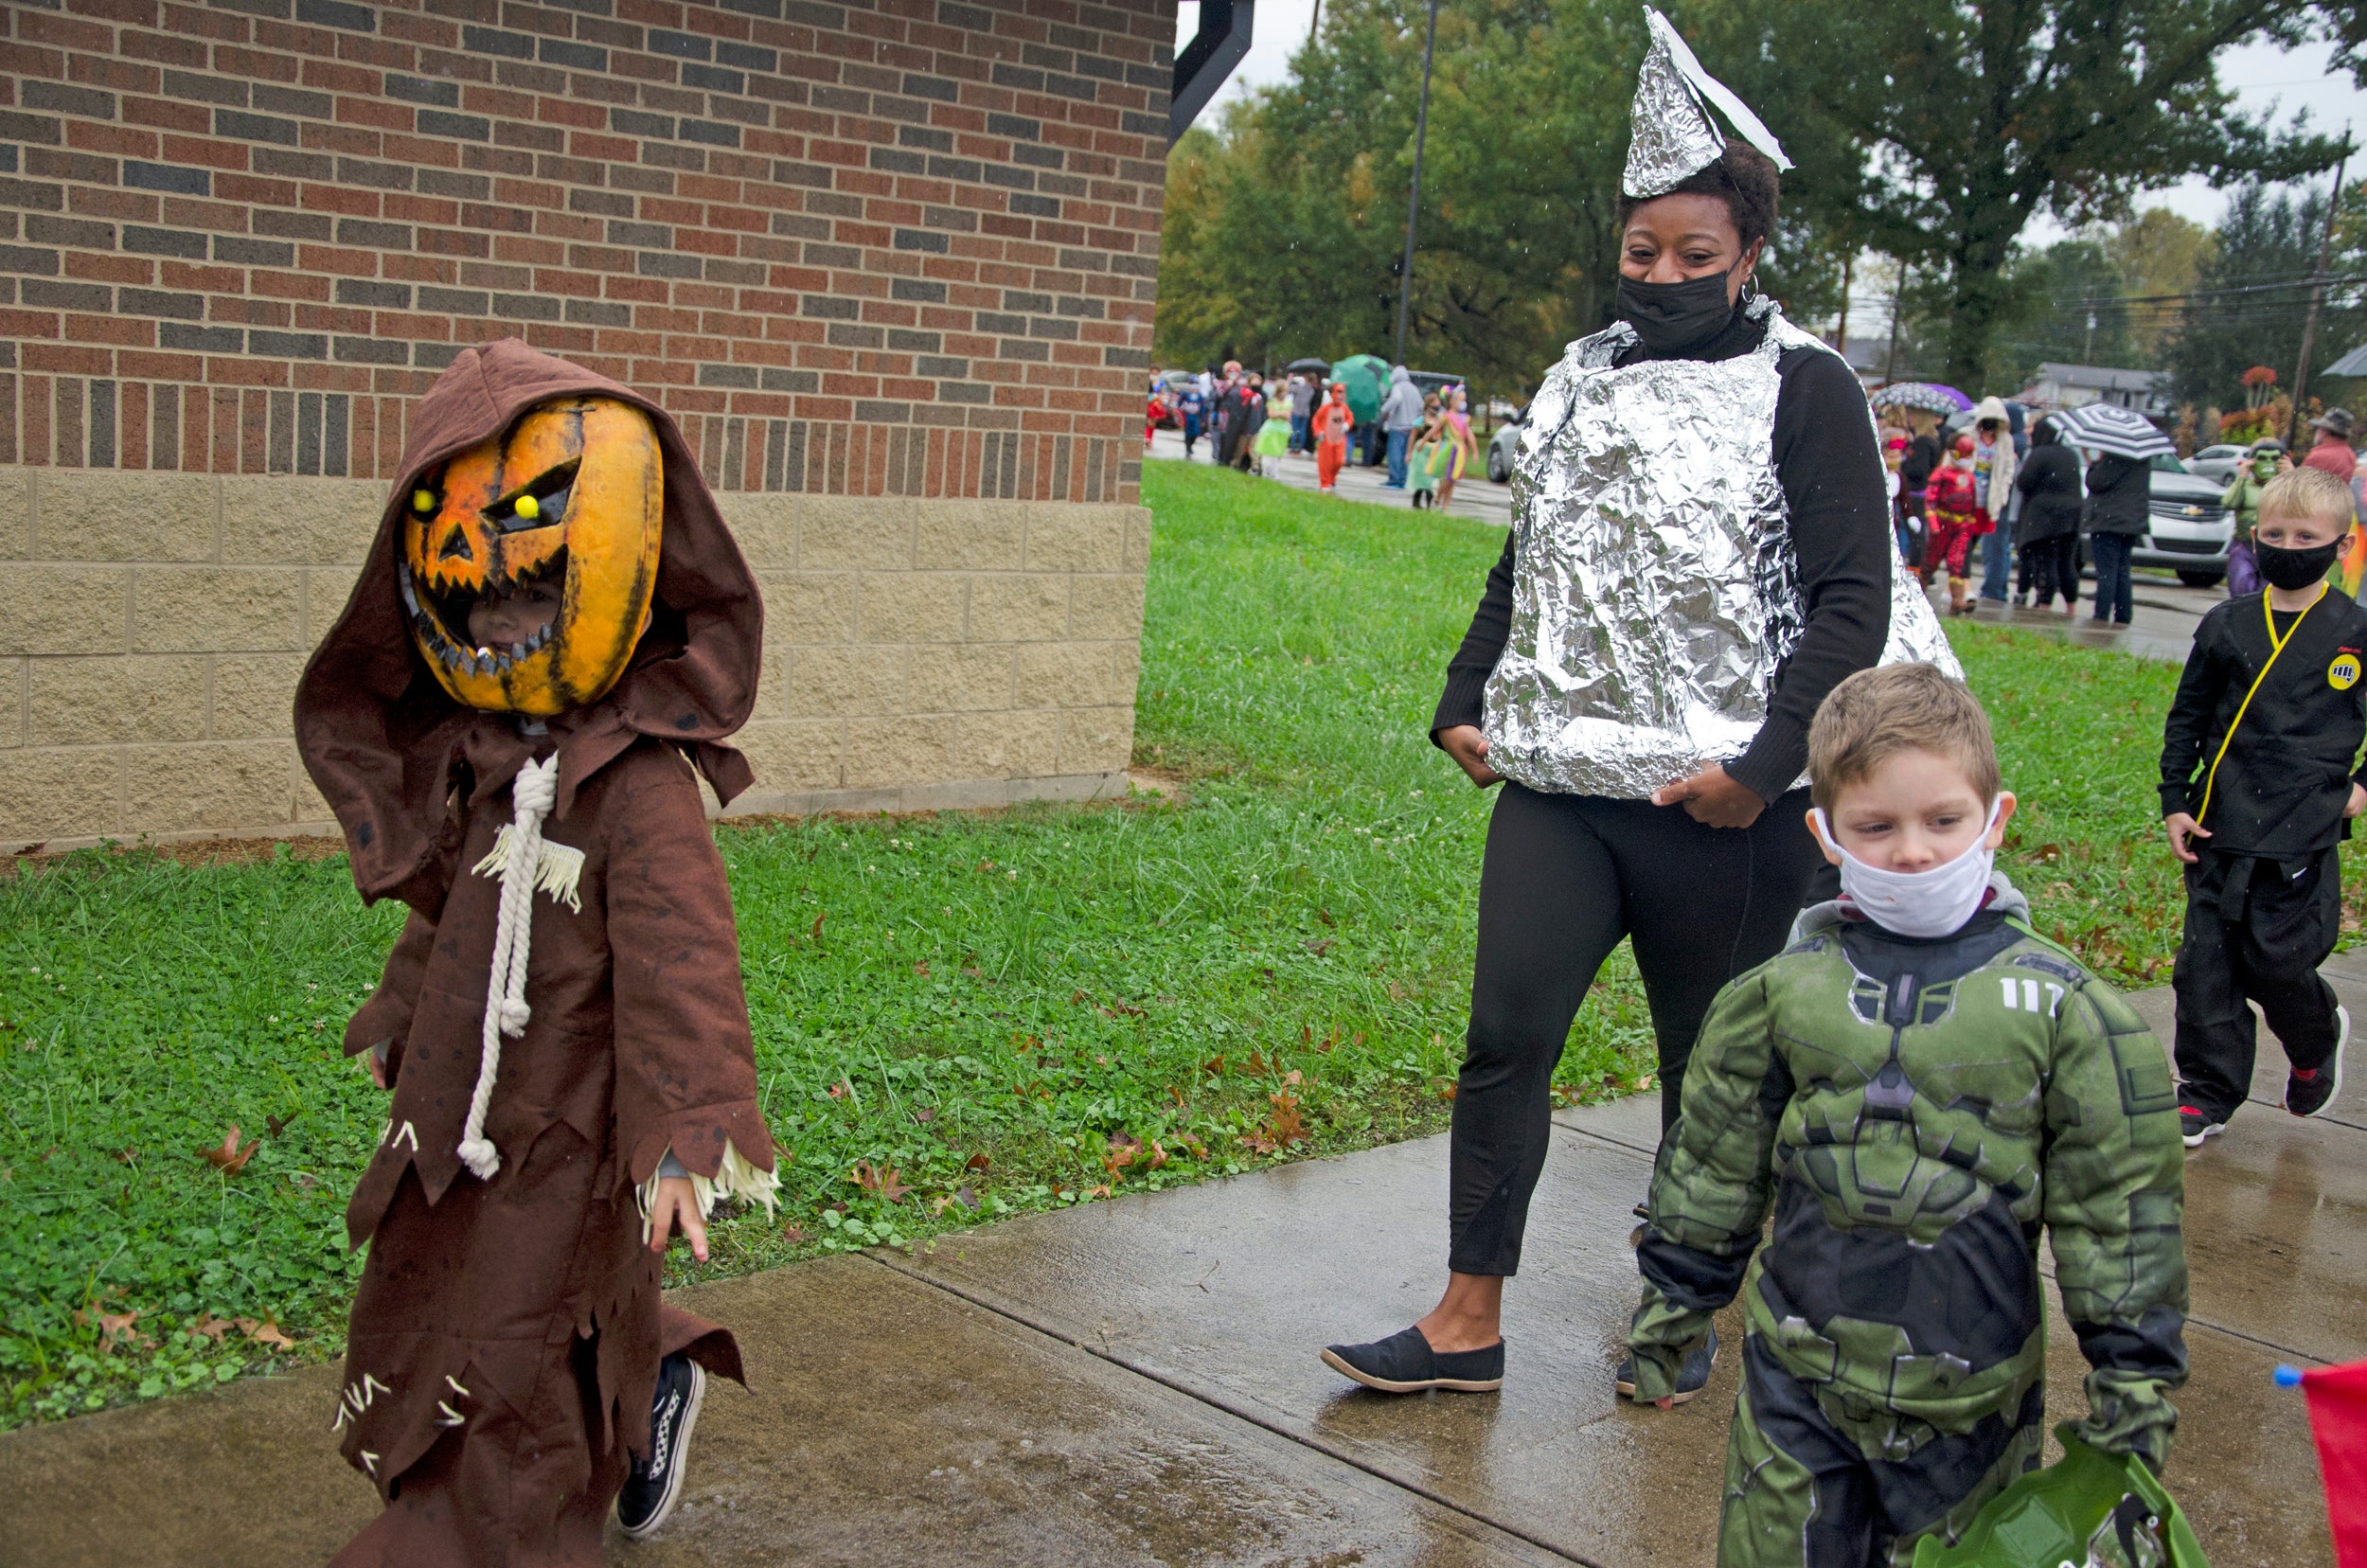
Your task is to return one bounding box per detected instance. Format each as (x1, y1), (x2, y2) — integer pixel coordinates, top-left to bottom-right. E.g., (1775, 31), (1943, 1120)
(398, 397), (663, 715)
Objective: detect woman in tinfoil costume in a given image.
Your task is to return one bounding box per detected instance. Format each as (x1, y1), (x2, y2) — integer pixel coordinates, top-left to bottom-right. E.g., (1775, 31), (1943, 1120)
(1323, 9), (1954, 1398)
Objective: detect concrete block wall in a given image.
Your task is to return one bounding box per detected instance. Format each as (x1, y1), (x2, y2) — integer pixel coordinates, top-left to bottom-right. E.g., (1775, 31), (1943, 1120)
(0, 0), (1169, 503)
(0, 465), (1148, 848)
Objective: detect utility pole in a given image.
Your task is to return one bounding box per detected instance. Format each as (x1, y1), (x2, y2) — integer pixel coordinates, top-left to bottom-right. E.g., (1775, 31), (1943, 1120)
(1882, 260), (1905, 383)
(2290, 147), (2352, 451)
(1309, 0), (1322, 46)
(1394, 0), (1440, 369)
(1830, 253), (1851, 352)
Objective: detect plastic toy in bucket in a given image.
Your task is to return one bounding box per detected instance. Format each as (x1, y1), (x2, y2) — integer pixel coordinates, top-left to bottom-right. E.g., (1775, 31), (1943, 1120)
(1912, 1425), (2207, 1568)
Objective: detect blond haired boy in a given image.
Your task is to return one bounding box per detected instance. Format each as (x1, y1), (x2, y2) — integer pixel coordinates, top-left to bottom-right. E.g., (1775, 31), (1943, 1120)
(2161, 463), (2367, 1145)
(1622, 664), (2187, 1564)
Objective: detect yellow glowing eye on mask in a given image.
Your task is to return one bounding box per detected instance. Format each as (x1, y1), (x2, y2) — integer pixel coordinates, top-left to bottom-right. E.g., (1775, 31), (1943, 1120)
(396, 397), (663, 716)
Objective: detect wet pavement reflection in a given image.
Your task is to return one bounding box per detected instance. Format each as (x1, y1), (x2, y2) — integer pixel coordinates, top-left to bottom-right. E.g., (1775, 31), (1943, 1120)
(0, 975), (2349, 1564)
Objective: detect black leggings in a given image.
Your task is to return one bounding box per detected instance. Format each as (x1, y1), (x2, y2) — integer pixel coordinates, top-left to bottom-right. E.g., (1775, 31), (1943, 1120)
(1448, 782), (1824, 1275)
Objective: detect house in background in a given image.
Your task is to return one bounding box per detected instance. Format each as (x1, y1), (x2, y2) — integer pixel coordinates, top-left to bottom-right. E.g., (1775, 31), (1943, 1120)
(2017, 363), (2172, 417)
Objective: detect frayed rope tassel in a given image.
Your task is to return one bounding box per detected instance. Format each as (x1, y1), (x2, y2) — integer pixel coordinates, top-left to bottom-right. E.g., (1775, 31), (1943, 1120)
(457, 755), (561, 1180)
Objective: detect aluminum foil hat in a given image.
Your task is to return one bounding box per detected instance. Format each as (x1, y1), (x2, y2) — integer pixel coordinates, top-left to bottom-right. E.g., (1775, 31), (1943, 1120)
(1622, 8), (1793, 199)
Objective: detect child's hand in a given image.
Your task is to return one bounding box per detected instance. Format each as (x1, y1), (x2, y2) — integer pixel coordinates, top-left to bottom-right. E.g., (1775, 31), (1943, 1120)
(2348, 783), (2367, 820)
(362, 1045), (386, 1090)
(2163, 811), (2209, 864)
(648, 1176), (709, 1262)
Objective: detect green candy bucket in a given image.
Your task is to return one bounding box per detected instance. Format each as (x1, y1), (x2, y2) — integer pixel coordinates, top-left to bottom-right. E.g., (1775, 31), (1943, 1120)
(1912, 1426), (2208, 1568)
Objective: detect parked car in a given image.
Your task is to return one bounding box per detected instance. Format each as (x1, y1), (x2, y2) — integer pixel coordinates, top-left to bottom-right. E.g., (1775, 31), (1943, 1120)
(2184, 443), (2251, 484)
(1486, 406), (1526, 482)
(2132, 453), (2234, 587)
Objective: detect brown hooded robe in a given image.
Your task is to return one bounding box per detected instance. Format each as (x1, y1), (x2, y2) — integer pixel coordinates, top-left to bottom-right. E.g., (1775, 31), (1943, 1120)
(295, 340), (775, 1567)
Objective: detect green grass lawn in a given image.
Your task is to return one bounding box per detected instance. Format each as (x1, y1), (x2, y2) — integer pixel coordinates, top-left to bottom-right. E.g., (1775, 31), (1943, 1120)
(5, 459), (2352, 1428)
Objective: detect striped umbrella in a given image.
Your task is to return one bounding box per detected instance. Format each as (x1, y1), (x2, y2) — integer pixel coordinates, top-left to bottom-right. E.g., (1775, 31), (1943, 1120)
(1870, 382), (1973, 415)
(2048, 401), (2175, 460)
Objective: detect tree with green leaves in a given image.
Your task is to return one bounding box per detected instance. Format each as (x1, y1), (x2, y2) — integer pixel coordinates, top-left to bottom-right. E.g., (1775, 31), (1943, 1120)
(1684, 0), (2352, 388)
(1157, 0), (1644, 389)
(2166, 181), (2367, 416)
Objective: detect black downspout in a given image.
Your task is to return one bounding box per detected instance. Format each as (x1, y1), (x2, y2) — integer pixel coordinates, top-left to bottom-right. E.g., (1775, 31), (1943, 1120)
(1170, 1), (1257, 146)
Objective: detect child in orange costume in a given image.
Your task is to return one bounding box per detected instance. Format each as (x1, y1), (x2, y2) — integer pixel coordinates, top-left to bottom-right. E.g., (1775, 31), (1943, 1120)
(1311, 382), (1355, 492)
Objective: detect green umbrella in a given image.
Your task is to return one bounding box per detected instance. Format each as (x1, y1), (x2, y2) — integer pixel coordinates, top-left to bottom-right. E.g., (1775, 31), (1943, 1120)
(1912, 1426), (2208, 1568)
(1330, 354), (1391, 425)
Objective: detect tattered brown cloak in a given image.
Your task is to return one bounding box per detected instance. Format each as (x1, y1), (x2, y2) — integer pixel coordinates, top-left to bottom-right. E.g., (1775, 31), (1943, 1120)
(295, 339), (778, 1567)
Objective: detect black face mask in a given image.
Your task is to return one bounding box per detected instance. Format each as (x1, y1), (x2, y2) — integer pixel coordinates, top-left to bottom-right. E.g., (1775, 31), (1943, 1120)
(1616, 266), (1741, 355)
(2253, 538), (2344, 590)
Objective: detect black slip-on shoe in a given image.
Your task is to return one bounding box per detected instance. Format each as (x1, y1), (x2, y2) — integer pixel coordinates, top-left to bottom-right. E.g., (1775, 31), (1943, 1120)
(2288, 1006), (2349, 1118)
(1321, 1326), (1504, 1393)
(2178, 1104), (2225, 1149)
(617, 1353), (706, 1540)
(1615, 1323), (1717, 1406)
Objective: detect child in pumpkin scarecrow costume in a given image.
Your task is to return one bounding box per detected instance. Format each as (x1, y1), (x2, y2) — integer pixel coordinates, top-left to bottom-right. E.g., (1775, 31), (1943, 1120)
(294, 338), (781, 1564)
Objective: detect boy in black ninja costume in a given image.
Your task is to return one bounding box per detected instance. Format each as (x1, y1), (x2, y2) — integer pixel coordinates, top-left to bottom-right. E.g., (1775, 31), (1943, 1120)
(2162, 464), (2367, 1146)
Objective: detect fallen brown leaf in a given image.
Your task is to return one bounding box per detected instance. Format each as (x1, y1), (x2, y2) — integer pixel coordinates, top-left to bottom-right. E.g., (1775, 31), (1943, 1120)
(810, 911), (826, 942)
(850, 1161), (914, 1203)
(827, 1079), (849, 1099)
(1317, 907), (1334, 926)
(914, 1107), (935, 1123)
(1201, 1055), (1225, 1077)
(187, 1314), (235, 1343)
(1303, 938), (1334, 957)
(964, 1151), (991, 1171)
(201, 1126), (258, 1174)
(913, 961), (930, 977)
(236, 1318), (294, 1349)
(782, 1224), (810, 1244)
(264, 1111), (300, 1138)
(1147, 1140), (1170, 1170)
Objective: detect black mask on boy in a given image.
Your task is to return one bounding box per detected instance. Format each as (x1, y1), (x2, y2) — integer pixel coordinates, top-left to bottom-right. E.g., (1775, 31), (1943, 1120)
(2254, 538), (2344, 590)
(1616, 267), (1743, 356)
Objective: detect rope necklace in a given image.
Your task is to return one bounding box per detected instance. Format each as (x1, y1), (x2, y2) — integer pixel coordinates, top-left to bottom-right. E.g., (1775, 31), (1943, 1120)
(456, 754), (561, 1180)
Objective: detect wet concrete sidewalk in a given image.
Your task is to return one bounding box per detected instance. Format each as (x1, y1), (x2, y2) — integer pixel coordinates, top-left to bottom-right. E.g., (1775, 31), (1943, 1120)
(3, 968), (2353, 1565)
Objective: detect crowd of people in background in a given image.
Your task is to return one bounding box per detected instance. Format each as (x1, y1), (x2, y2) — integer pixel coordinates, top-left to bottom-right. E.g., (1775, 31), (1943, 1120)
(1148, 363), (2367, 627)
(1147, 362), (1478, 509)
(1884, 394), (2367, 627)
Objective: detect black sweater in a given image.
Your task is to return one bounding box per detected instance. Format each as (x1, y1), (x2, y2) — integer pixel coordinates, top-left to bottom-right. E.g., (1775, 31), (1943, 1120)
(2085, 454), (2150, 536)
(1431, 305), (1894, 803)
(2014, 443), (2084, 542)
(2160, 587), (2367, 858)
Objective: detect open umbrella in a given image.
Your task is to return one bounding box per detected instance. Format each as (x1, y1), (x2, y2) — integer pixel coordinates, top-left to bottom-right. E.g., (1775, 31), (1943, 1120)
(1329, 354), (1391, 424)
(1283, 357), (1332, 376)
(1871, 382), (1974, 415)
(2049, 401), (2175, 461)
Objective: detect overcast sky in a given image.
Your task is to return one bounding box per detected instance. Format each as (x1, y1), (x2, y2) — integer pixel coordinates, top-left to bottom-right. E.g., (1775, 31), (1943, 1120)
(1173, 1), (2367, 237)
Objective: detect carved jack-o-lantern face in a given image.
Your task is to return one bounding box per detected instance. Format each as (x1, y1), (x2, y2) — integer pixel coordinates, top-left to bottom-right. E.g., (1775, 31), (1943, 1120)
(397, 397), (663, 716)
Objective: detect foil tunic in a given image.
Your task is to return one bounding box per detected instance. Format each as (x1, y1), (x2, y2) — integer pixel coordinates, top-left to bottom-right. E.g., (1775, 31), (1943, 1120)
(1480, 302), (1958, 798)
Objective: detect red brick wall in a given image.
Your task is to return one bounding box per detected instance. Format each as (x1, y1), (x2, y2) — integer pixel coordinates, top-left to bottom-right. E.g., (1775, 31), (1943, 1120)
(0, 0), (1170, 503)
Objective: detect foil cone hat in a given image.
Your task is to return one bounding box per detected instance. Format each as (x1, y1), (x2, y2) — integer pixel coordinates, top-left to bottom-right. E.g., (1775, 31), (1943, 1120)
(1622, 8), (1793, 198)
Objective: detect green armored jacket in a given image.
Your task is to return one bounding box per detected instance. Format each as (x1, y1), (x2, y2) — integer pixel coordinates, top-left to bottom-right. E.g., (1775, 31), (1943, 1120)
(1628, 877), (2189, 1466)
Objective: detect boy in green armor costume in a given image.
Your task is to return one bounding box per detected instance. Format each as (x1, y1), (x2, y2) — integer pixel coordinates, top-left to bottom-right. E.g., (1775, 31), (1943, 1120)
(1618, 663), (2189, 1566)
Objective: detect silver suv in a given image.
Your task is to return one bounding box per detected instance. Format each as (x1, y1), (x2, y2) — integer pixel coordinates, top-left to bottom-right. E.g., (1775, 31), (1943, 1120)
(2131, 453), (2234, 588)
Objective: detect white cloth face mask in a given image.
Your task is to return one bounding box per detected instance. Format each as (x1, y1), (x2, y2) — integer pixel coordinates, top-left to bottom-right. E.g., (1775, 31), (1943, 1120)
(1810, 801), (2002, 939)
